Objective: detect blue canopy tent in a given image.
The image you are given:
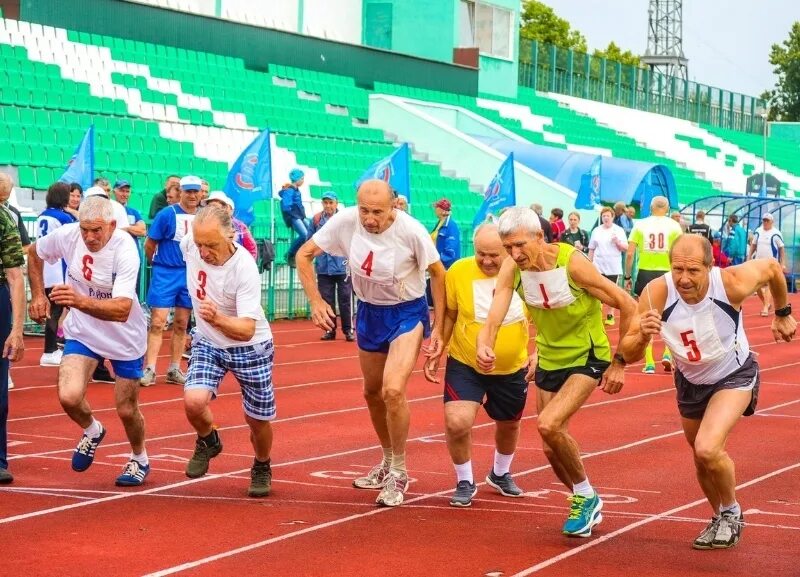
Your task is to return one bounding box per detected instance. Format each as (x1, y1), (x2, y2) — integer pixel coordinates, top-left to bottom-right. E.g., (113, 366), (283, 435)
(476, 138), (678, 216)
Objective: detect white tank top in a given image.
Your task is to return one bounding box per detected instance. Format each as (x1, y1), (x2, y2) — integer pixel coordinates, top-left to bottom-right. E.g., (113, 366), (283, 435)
(660, 268), (749, 384)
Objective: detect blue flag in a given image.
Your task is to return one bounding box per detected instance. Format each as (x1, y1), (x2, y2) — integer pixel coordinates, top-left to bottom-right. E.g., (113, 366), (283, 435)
(355, 143), (411, 201)
(473, 154), (516, 229)
(224, 129), (272, 226)
(59, 126), (94, 190)
(575, 155), (602, 210)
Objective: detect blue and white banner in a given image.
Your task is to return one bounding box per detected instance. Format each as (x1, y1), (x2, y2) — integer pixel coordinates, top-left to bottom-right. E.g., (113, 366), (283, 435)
(575, 155), (602, 210)
(473, 153), (516, 229)
(355, 143), (411, 201)
(225, 128), (272, 226)
(58, 125), (94, 190)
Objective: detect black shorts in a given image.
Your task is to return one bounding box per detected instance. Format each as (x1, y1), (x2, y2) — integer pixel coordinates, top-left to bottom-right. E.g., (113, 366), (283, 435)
(675, 354), (759, 420)
(603, 274), (619, 285)
(443, 357), (528, 421)
(634, 269), (667, 298)
(534, 350), (610, 393)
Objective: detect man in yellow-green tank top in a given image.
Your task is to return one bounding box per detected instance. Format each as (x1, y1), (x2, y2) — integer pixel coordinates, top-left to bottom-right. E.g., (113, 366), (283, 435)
(477, 207), (636, 538)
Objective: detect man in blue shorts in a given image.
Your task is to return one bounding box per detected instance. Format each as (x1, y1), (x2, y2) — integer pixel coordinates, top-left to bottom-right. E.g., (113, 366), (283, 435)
(28, 196), (150, 486)
(142, 175), (201, 386)
(296, 179), (445, 507)
(180, 205), (277, 497)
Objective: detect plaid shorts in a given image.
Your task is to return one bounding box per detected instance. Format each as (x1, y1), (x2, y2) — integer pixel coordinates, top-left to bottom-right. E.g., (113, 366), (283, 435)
(185, 337), (276, 421)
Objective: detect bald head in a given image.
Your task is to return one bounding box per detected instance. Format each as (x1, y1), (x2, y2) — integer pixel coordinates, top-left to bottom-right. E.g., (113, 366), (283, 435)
(357, 179), (395, 234)
(473, 223), (506, 276)
(650, 195), (670, 216)
(670, 233), (712, 267)
(0, 173), (12, 202)
(357, 179), (394, 206)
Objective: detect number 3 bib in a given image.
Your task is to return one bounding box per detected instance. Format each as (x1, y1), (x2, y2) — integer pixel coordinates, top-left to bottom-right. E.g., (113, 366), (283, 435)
(519, 267), (576, 309)
(349, 234), (395, 287)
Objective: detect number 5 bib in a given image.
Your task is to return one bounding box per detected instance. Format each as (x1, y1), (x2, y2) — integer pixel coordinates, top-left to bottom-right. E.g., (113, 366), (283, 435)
(349, 234), (395, 286)
(660, 303), (730, 364)
(519, 267), (576, 309)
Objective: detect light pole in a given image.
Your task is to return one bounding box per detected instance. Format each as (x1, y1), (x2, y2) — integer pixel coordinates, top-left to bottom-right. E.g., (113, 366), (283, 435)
(759, 95), (777, 196)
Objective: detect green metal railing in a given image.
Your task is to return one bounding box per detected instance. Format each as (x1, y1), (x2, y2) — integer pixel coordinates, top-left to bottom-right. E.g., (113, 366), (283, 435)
(518, 38), (766, 135)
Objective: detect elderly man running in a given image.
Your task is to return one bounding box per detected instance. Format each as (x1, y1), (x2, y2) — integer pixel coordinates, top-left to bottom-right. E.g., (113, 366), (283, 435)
(477, 207), (636, 537)
(296, 179), (445, 507)
(28, 196), (149, 486)
(425, 223), (531, 507)
(619, 234), (796, 549)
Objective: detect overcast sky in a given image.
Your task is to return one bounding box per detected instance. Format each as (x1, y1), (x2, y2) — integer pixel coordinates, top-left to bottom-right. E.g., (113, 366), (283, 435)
(538, 0), (800, 97)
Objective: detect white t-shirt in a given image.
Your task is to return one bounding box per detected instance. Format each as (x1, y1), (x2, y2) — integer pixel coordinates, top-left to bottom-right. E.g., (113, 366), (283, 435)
(588, 224), (628, 275)
(752, 226), (784, 260)
(36, 223), (146, 361)
(110, 199), (129, 228)
(36, 209), (74, 288)
(312, 207), (440, 305)
(181, 234), (272, 348)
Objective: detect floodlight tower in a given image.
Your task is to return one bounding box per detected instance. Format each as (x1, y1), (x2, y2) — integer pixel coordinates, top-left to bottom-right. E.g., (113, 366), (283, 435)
(641, 0), (688, 81)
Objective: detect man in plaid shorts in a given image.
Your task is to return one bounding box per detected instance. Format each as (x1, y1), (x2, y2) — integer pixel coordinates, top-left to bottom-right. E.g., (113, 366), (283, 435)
(180, 204), (276, 497)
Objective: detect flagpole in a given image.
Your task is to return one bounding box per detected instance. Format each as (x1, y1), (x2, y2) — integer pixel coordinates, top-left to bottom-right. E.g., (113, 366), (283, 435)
(89, 124), (95, 187)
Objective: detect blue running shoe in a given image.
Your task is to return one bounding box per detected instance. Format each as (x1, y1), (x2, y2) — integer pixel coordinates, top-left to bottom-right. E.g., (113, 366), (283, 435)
(562, 492), (603, 537)
(115, 459), (150, 487)
(71, 426), (107, 472)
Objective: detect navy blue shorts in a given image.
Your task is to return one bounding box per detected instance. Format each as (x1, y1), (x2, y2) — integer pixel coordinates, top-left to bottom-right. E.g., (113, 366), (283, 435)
(444, 357), (528, 421)
(147, 264), (191, 309)
(63, 340), (144, 380)
(356, 296), (431, 353)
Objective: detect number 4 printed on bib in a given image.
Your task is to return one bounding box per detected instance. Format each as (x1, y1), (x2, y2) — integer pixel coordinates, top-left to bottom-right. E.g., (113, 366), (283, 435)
(360, 251), (374, 277)
(680, 330), (701, 361)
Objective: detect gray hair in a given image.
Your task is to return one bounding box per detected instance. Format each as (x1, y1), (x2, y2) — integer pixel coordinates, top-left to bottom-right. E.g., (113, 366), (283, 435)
(79, 195), (114, 222)
(472, 221), (499, 243)
(194, 204), (235, 241)
(529, 203), (543, 215)
(94, 177), (110, 188)
(498, 206), (542, 237)
(650, 195), (669, 212)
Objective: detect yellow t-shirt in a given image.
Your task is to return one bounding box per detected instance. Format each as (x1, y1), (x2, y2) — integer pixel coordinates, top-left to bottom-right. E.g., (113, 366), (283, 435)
(446, 257), (530, 374)
(629, 215), (684, 271)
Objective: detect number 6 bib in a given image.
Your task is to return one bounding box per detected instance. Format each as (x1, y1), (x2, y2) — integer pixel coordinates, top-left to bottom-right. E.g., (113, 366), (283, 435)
(349, 234), (395, 286)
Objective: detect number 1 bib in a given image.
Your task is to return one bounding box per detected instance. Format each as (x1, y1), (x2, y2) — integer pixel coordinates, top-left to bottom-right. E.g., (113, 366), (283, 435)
(519, 267), (576, 310)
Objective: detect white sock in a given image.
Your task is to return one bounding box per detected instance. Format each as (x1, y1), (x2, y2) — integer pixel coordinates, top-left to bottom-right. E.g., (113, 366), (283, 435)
(381, 447), (393, 467)
(493, 451), (514, 476)
(83, 419), (102, 438)
(454, 461), (473, 483)
(573, 478), (594, 497)
(168, 362), (180, 371)
(390, 452), (406, 474)
(720, 502), (741, 517)
(131, 450), (149, 466)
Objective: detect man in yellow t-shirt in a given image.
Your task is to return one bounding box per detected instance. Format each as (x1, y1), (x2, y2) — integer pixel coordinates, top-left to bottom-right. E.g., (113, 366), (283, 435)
(424, 223), (531, 508)
(625, 195), (684, 374)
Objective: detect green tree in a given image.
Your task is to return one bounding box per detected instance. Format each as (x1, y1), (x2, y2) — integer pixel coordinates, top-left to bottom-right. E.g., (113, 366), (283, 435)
(593, 41), (641, 68)
(520, 0), (587, 52)
(766, 22), (800, 121)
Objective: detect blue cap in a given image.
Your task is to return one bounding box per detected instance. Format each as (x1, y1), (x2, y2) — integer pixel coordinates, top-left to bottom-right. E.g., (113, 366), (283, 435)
(289, 168), (304, 183)
(321, 191), (338, 201)
(113, 180), (130, 189)
(712, 231), (722, 239)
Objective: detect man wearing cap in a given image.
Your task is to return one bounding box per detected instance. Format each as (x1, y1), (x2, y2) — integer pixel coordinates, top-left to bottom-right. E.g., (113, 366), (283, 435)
(279, 168), (308, 268)
(722, 214), (747, 266)
(206, 192), (257, 259)
(311, 191), (354, 342)
(431, 198), (460, 270)
(113, 181), (146, 239)
(748, 213), (786, 316)
(149, 175), (181, 220)
(141, 176), (201, 386)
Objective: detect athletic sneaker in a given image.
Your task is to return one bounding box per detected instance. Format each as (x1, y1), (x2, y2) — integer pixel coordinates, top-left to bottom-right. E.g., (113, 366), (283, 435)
(40, 349), (63, 366)
(662, 354), (673, 373)
(166, 368), (186, 385)
(185, 434), (223, 478)
(91, 363), (115, 384)
(72, 426), (107, 472)
(353, 462), (391, 489)
(115, 459), (150, 487)
(449, 480), (478, 507)
(692, 516), (721, 550)
(248, 461), (273, 497)
(604, 314), (615, 326)
(344, 331), (356, 342)
(642, 364), (656, 374)
(562, 492), (604, 537)
(140, 367), (156, 387)
(712, 510), (744, 549)
(486, 471), (524, 497)
(376, 471), (408, 507)
(0, 467), (12, 483)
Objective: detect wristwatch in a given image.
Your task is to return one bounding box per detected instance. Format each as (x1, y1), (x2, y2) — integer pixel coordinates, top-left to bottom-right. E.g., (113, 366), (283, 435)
(624, 276), (631, 281)
(775, 304), (792, 317)
(613, 352), (627, 365)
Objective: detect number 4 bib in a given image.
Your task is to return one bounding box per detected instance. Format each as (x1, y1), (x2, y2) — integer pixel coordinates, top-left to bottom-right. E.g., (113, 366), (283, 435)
(349, 234), (395, 286)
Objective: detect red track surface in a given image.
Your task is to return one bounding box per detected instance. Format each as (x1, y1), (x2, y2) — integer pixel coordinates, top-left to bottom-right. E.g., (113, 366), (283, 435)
(2, 296), (800, 577)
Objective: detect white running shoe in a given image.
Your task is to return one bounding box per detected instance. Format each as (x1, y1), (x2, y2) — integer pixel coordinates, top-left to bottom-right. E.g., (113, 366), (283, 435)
(40, 349), (63, 366)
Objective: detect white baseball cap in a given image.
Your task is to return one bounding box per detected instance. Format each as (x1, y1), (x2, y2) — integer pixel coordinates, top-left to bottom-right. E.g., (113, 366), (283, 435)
(206, 191), (234, 210)
(180, 175), (202, 191)
(762, 213), (774, 221)
(84, 186), (108, 198)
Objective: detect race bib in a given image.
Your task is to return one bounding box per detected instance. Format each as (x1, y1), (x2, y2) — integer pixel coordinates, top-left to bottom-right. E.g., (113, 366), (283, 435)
(174, 213), (195, 243)
(661, 304), (730, 365)
(349, 234), (395, 287)
(67, 244), (115, 300)
(519, 267), (576, 310)
(473, 278), (526, 325)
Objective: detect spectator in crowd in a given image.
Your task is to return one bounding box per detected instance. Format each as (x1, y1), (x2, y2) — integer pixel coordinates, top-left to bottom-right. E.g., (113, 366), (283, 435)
(36, 182), (77, 367)
(529, 203), (554, 242)
(395, 194), (409, 212)
(280, 168), (309, 268)
(671, 211), (688, 232)
(113, 181), (146, 238)
(0, 174), (26, 484)
(67, 183), (83, 219)
(430, 198), (460, 270)
(748, 213), (786, 316)
(712, 232), (730, 267)
(149, 175), (181, 220)
(205, 192), (258, 259)
(549, 208), (566, 241)
(94, 177), (111, 195)
(722, 214), (748, 265)
(199, 180), (210, 205)
(311, 191), (354, 342)
(560, 211), (589, 253)
(588, 206), (629, 325)
(142, 176), (201, 386)
(613, 201), (633, 236)
(626, 206), (636, 221)
(688, 210), (712, 240)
